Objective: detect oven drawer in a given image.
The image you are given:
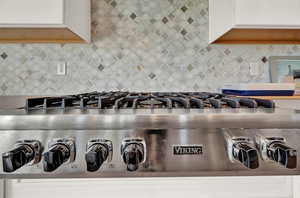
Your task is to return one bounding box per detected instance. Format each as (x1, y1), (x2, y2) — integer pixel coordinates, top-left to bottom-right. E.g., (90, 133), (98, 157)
(4, 177), (294, 198)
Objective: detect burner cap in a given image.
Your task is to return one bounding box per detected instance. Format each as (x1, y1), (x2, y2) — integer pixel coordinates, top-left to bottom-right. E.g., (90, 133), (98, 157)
(140, 100), (163, 106)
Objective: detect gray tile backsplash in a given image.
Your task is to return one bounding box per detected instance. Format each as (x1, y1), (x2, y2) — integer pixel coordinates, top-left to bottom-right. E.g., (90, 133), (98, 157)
(0, 0), (300, 95)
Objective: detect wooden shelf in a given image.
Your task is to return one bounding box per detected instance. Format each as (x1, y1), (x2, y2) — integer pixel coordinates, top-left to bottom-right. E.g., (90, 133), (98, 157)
(0, 28), (85, 43)
(238, 96), (300, 100)
(213, 29), (300, 44)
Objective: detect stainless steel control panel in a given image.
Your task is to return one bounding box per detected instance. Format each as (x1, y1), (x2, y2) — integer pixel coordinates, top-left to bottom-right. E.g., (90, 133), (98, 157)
(0, 129), (299, 178)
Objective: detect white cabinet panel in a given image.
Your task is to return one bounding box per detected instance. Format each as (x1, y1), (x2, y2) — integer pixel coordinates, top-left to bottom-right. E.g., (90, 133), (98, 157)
(236, 0), (300, 27)
(0, 0), (90, 43)
(209, 0), (235, 44)
(209, 0), (300, 43)
(293, 176), (300, 198)
(6, 177), (293, 198)
(0, 180), (4, 198)
(0, 0), (64, 24)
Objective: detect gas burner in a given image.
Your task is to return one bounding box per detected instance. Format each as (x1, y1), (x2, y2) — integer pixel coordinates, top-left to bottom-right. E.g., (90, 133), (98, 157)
(25, 92), (275, 110)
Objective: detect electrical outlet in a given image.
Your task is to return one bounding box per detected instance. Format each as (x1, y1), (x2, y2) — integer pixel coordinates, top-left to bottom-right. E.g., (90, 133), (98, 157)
(57, 62), (67, 75)
(249, 62), (260, 76)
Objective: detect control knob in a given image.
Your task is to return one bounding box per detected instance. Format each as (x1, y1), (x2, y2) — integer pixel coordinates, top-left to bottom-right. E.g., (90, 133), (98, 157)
(85, 139), (112, 172)
(232, 142), (259, 169)
(267, 141), (297, 169)
(43, 138), (75, 172)
(2, 140), (42, 173)
(121, 139), (146, 172)
(256, 136), (297, 169)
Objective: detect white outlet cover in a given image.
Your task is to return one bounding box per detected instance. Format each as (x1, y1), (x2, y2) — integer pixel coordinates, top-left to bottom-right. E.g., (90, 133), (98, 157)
(249, 62), (260, 76)
(57, 62), (67, 75)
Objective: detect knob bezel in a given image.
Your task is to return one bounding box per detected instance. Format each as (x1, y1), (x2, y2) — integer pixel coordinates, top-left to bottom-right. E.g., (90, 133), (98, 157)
(86, 139), (113, 163)
(2, 140), (42, 173)
(226, 136), (259, 169)
(256, 136), (297, 169)
(47, 138), (76, 165)
(256, 136), (286, 162)
(121, 138), (146, 171)
(15, 140), (43, 166)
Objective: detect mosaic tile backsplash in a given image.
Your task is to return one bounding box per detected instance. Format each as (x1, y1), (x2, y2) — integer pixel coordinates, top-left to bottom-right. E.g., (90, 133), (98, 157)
(0, 0), (300, 95)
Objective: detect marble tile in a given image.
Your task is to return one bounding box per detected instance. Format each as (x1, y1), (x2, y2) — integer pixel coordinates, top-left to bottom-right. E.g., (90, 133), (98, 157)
(0, 0), (298, 95)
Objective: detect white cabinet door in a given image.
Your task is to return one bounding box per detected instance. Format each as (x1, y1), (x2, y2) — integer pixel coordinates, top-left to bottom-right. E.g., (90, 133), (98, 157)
(293, 176), (300, 198)
(0, 180), (4, 198)
(6, 177), (293, 198)
(0, 0), (64, 25)
(236, 0), (300, 27)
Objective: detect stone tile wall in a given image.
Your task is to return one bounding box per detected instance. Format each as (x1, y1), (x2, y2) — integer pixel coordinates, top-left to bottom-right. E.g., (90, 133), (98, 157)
(0, 0), (299, 95)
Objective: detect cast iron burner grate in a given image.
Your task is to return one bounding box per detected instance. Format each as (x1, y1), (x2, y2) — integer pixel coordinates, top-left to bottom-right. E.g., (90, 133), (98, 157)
(25, 92), (275, 110)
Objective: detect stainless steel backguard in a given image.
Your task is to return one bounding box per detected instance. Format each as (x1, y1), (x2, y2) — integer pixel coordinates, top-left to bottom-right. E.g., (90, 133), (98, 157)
(1, 128), (300, 178)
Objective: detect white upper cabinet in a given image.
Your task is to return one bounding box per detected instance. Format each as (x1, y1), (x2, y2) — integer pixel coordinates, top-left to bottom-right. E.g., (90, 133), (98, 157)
(209, 0), (300, 44)
(0, 0), (63, 25)
(235, 0), (300, 27)
(0, 0), (91, 43)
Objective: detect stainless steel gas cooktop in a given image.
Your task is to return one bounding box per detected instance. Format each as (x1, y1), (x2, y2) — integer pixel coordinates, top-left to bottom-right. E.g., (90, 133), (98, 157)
(0, 92), (300, 179)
